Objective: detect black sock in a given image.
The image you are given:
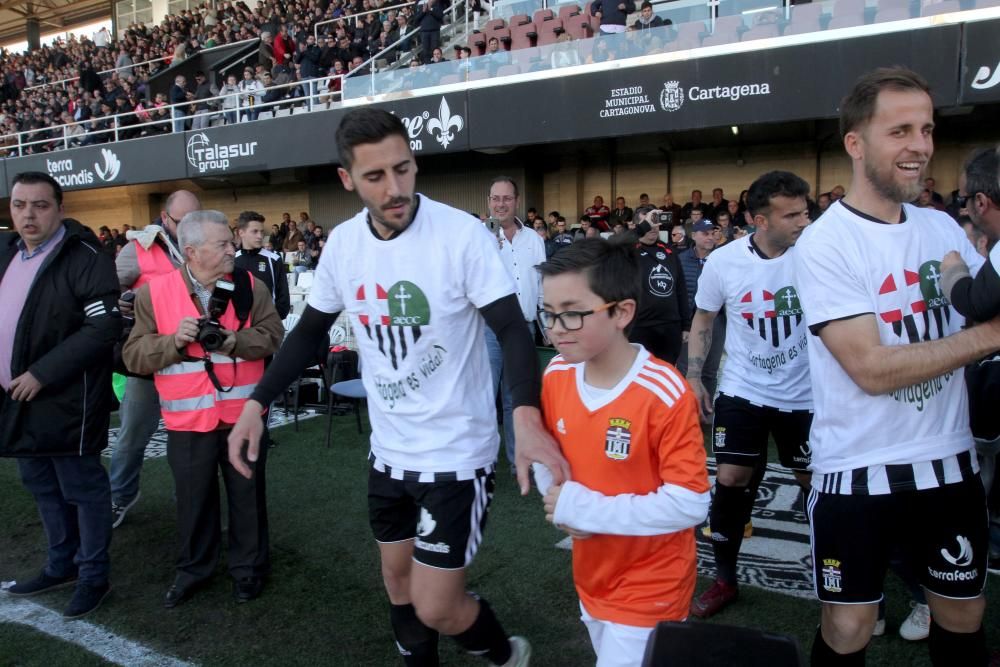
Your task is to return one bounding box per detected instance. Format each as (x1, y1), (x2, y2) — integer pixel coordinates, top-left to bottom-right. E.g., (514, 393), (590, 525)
(709, 482), (755, 585)
(928, 621), (987, 667)
(390, 603), (440, 667)
(450, 598), (512, 665)
(810, 627), (866, 666)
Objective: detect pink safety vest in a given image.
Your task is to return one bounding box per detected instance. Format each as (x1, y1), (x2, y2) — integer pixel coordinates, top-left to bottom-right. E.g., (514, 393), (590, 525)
(148, 269), (264, 432)
(133, 241), (178, 289)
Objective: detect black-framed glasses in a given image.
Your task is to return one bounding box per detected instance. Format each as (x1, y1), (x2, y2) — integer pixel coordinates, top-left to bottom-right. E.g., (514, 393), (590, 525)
(537, 301), (618, 331)
(164, 211), (181, 225)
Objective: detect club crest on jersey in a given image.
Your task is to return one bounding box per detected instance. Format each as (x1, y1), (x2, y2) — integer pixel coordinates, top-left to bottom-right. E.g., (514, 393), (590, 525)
(822, 558), (843, 593)
(258, 261), (266, 273)
(605, 418), (632, 460)
(355, 280), (431, 370)
(877, 261), (951, 344)
(648, 264), (675, 297)
(740, 286), (803, 348)
(714, 427), (726, 449)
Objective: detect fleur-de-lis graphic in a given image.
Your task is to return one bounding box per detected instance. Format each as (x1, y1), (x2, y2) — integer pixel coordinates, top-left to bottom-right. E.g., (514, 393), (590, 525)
(426, 97), (463, 149)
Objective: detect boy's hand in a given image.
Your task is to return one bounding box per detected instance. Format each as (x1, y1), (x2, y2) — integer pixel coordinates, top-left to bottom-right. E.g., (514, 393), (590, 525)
(514, 406), (571, 496)
(545, 485), (594, 538)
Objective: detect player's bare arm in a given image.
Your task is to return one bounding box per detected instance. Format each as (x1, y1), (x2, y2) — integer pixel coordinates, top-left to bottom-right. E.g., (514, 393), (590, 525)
(685, 307), (718, 419)
(819, 312), (1000, 396)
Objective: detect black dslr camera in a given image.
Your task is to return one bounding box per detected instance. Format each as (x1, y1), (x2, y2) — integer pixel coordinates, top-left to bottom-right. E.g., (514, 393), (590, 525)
(656, 210), (673, 226)
(196, 279), (235, 353)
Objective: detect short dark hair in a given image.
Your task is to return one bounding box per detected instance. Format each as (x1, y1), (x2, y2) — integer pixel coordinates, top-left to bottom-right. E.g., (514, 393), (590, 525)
(746, 170), (811, 218)
(12, 171), (63, 206)
(489, 175), (519, 199)
(335, 108), (408, 170)
(236, 210), (265, 229)
(641, 1), (653, 8)
(537, 238), (641, 331)
(840, 67), (931, 140)
(964, 146), (1000, 207)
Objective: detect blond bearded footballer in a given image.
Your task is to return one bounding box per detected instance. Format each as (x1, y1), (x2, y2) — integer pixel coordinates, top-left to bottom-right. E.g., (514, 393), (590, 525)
(795, 67), (1000, 666)
(227, 109), (569, 666)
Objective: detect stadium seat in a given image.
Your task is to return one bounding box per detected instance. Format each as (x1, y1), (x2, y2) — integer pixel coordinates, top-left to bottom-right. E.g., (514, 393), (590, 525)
(511, 21), (537, 49)
(468, 69), (491, 81)
(439, 74), (461, 85)
(671, 21), (707, 49)
(582, 3), (601, 31)
(508, 13), (532, 26)
(485, 18), (507, 32)
(920, 0), (961, 13)
(565, 13), (594, 39)
(701, 27), (741, 46)
(536, 18), (564, 45)
(533, 8), (555, 24)
(469, 31), (486, 55)
(741, 23), (781, 41)
(497, 64), (520, 77)
(491, 26), (513, 47)
(558, 4), (582, 21)
(831, 0), (866, 16)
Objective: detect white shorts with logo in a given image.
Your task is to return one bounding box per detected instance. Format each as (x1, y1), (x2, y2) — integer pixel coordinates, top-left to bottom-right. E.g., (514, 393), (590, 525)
(580, 602), (655, 667)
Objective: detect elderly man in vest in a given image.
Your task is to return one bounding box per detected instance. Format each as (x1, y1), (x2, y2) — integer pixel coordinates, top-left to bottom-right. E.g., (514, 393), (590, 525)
(123, 210), (283, 607)
(110, 189), (200, 529)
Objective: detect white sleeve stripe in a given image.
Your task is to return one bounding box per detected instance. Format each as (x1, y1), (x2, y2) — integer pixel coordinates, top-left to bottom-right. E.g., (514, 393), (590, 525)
(641, 363), (686, 396)
(638, 369), (682, 400)
(634, 377), (676, 407)
(543, 362), (574, 376)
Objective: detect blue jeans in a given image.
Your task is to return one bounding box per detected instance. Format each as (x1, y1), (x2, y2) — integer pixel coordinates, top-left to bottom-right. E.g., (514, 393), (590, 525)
(17, 455), (112, 585)
(172, 109), (186, 133)
(485, 323), (534, 468)
(110, 376), (161, 505)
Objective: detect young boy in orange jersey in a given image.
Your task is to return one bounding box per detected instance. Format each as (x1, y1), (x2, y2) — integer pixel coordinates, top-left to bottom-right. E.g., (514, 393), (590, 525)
(534, 237), (711, 666)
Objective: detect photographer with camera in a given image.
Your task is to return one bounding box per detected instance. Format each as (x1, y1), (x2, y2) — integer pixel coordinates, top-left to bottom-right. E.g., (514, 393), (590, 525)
(123, 210), (283, 608)
(628, 206), (690, 364)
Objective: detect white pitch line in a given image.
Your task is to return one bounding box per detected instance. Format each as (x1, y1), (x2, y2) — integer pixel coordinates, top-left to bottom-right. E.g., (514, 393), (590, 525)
(0, 593), (196, 667)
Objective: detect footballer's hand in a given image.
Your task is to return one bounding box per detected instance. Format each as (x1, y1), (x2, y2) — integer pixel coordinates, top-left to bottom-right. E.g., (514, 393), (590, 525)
(687, 376), (714, 422)
(940, 250), (967, 276)
(228, 400), (264, 479)
(514, 406), (571, 496)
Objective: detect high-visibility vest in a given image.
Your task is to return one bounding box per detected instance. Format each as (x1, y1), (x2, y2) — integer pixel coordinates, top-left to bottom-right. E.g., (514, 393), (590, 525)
(148, 269), (264, 432)
(133, 241), (178, 289)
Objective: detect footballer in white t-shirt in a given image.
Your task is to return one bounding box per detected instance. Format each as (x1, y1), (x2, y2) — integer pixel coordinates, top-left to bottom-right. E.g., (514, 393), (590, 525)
(791, 68), (1000, 666)
(228, 109), (569, 667)
(687, 171), (814, 620)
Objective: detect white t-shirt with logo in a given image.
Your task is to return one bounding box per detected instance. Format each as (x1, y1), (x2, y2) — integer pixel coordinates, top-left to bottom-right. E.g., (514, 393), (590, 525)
(794, 201), (985, 475)
(309, 195), (516, 473)
(695, 235), (812, 410)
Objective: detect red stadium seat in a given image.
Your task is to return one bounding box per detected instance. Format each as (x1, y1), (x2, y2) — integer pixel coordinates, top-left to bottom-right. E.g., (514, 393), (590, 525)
(490, 27), (513, 47)
(469, 31), (486, 55)
(533, 8), (555, 24)
(701, 28), (740, 46)
(741, 24), (781, 41)
(536, 18), (564, 45)
(671, 21), (707, 49)
(558, 4), (582, 21)
(508, 13), (532, 26)
(564, 14), (594, 40)
(511, 21), (537, 50)
(485, 18), (507, 31)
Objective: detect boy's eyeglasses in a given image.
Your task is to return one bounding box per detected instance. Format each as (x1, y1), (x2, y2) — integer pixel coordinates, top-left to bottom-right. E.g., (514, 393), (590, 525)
(537, 302), (618, 331)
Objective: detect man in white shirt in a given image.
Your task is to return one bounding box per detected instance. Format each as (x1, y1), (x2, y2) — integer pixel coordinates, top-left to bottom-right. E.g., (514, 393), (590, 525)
(795, 67), (1000, 666)
(228, 109), (567, 667)
(483, 177), (546, 472)
(686, 171), (814, 620)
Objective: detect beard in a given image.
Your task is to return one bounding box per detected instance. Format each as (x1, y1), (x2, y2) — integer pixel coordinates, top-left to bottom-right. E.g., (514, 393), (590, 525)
(864, 158), (924, 205)
(361, 193), (414, 233)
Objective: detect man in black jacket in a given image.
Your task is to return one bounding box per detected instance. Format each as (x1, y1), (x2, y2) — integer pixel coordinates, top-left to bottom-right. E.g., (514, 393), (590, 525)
(0, 172), (122, 618)
(628, 206), (690, 364)
(414, 0), (445, 59)
(235, 211), (291, 319)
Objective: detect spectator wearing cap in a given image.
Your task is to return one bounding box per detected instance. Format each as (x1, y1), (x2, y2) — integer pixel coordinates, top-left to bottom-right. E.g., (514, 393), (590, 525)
(676, 218), (725, 399)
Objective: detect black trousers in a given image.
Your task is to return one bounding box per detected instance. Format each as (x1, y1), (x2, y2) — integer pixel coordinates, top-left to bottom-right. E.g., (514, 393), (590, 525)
(629, 322), (683, 365)
(166, 428), (269, 585)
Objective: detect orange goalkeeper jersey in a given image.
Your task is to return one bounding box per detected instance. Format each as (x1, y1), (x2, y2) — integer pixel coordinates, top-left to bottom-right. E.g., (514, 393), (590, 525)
(541, 346), (709, 627)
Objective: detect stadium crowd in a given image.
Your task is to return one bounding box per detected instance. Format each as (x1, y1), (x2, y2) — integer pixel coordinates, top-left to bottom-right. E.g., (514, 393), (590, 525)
(0, 0), (455, 154)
